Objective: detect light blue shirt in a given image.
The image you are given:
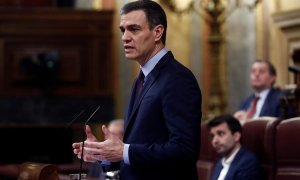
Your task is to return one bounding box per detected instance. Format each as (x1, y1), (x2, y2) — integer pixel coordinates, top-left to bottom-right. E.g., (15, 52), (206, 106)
(141, 47), (169, 80)
(123, 47), (169, 165)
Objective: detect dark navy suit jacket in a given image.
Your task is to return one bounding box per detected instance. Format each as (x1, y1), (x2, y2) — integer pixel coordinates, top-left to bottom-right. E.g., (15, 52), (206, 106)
(120, 51), (202, 180)
(211, 147), (262, 180)
(238, 88), (283, 117)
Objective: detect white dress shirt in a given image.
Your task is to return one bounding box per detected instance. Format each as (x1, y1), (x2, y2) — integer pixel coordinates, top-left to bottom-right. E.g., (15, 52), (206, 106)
(217, 147), (240, 180)
(252, 88), (270, 119)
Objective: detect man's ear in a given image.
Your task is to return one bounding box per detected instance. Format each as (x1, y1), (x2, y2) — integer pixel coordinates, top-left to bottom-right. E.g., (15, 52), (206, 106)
(270, 75), (276, 86)
(153, 25), (164, 42)
(233, 131), (241, 142)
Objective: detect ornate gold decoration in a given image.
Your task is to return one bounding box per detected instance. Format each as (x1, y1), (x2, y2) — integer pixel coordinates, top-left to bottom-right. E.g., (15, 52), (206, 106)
(161, 0), (261, 119)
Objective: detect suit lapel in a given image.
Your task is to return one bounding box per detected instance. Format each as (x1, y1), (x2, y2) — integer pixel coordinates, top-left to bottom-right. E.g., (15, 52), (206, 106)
(125, 72), (158, 131)
(224, 147), (243, 180)
(259, 88), (273, 116)
(124, 51), (173, 134)
(211, 161), (223, 180)
(126, 79), (138, 122)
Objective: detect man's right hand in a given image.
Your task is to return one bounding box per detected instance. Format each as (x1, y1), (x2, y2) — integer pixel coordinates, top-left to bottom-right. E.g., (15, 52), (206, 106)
(72, 125), (98, 162)
(234, 110), (249, 125)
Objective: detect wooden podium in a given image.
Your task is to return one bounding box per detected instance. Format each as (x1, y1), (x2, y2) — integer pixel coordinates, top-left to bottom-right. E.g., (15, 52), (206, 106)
(18, 162), (59, 180)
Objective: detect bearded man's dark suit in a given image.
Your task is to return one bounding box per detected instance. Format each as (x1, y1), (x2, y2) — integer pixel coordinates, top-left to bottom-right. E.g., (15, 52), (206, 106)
(211, 147), (261, 180)
(120, 51), (202, 180)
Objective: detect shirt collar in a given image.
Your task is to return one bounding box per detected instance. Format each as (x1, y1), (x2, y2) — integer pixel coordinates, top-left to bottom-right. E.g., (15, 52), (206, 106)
(140, 48), (168, 77)
(255, 88), (270, 100)
(222, 146), (240, 166)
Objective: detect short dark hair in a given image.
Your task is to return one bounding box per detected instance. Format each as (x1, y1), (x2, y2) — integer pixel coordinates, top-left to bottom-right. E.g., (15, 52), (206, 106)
(120, 0), (167, 45)
(254, 60), (277, 76)
(207, 114), (242, 135)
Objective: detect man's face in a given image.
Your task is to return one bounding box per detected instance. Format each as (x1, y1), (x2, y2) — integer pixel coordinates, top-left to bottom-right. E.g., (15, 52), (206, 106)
(119, 10), (158, 65)
(210, 122), (240, 157)
(250, 62), (275, 92)
(102, 119), (124, 140)
(108, 119), (124, 139)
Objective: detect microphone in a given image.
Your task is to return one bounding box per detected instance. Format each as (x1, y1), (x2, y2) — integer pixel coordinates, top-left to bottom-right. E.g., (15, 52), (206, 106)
(288, 66), (300, 73)
(63, 110), (85, 136)
(79, 105), (101, 180)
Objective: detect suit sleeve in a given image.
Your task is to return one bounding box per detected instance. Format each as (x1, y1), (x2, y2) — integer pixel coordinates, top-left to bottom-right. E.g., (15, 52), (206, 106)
(235, 154), (262, 180)
(128, 70), (202, 167)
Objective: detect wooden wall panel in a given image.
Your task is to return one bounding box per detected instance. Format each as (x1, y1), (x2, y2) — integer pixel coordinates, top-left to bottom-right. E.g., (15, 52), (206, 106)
(0, 9), (114, 96)
(0, 0), (54, 7)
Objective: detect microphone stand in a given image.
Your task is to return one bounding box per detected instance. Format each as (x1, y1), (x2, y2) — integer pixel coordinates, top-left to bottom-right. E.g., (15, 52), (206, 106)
(63, 110), (85, 136)
(79, 106), (101, 180)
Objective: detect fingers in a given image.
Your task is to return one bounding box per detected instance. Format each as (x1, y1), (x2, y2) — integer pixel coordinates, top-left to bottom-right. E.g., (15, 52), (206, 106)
(72, 142), (81, 149)
(86, 125), (92, 134)
(72, 131), (124, 163)
(85, 141), (102, 148)
(86, 125), (97, 141)
(73, 142), (104, 162)
(102, 125), (109, 139)
(83, 141), (111, 157)
(73, 139), (124, 163)
(234, 111), (247, 120)
(84, 147), (101, 155)
(83, 154), (103, 162)
(73, 141), (102, 156)
(76, 152), (101, 162)
(73, 142), (83, 156)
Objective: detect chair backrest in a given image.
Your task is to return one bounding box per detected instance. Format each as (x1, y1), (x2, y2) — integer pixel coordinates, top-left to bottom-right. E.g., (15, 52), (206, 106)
(0, 164), (20, 179)
(197, 121), (218, 180)
(242, 116), (281, 180)
(275, 117), (300, 180)
(199, 121), (218, 161)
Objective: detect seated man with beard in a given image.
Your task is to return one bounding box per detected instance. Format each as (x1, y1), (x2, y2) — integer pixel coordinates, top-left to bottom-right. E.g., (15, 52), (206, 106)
(208, 115), (262, 180)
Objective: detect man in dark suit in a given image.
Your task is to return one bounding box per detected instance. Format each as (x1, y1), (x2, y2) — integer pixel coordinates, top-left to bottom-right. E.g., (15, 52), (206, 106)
(234, 60), (286, 124)
(208, 115), (261, 180)
(237, 88), (283, 117)
(72, 1), (202, 180)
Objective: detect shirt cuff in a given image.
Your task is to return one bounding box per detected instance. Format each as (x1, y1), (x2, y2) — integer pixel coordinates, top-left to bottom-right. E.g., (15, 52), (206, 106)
(99, 160), (111, 166)
(123, 143), (130, 165)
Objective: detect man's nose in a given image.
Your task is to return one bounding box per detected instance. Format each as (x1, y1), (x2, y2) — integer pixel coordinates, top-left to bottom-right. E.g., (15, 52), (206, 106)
(122, 31), (131, 42)
(212, 136), (219, 145)
(254, 71), (261, 77)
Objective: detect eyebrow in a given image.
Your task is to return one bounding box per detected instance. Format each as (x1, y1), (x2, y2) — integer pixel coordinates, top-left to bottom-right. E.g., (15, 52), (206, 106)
(216, 130), (225, 133)
(120, 24), (142, 29)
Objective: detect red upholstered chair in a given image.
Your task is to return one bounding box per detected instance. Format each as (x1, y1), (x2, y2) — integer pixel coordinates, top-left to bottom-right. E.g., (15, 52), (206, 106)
(197, 121), (218, 180)
(242, 116), (281, 180)
(275, 117), (300, 180)
(0, 164), (20, 179)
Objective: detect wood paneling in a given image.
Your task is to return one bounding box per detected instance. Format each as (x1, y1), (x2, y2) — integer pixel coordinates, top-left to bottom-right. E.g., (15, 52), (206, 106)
(0, 0), (54, 7)
(0, 9), (114, 96)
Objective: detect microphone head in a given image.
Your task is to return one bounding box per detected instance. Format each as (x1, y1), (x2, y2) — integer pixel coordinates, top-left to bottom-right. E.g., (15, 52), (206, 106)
(84, 106), (101, 126)
(288, 66), (300, 74)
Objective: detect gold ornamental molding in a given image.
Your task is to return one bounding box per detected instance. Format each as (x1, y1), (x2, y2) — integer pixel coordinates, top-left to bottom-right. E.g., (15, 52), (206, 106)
(273, 8), (300, 29)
